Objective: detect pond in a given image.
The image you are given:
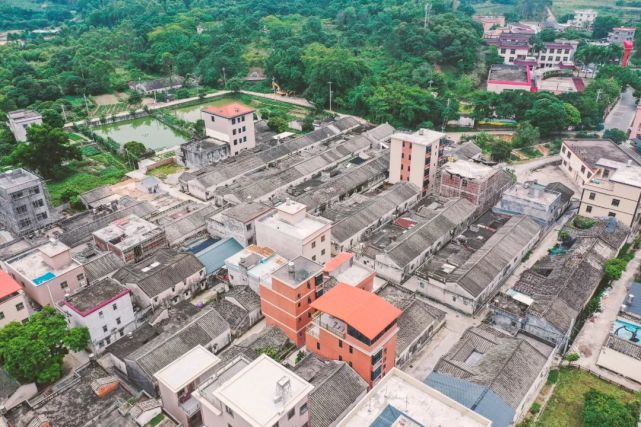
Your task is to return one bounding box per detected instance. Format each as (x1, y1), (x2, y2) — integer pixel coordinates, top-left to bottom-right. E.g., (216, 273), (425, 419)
(170, 97), (240, 122)
(95, 116), (188, 150)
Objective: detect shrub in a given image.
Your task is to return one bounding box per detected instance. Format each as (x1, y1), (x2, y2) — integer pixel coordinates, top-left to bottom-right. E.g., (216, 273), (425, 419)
(564, 352), (580, 363)
(547, 369), (559, 384)
(573, 216), (596, 229)
(530, 402), (541, 414)
(583, 390), (639, 427)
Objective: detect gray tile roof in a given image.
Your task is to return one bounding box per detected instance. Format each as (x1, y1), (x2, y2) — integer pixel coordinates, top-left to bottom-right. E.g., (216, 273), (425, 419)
(293, 355), (367, 427)
(79, 186), (114, 206)
(162, 204), (219, 246)
(211, 299), (250, 333)
(448, 216), (541, 297)
(113, 249), (204, 298)
(432, 325), (551, 410)
(222, 202), (273, 223)
(384, 198), (476, 268)
(225, 286), (261, 311)
(83, 252), (125, 283)
(327, 182), (420, 244)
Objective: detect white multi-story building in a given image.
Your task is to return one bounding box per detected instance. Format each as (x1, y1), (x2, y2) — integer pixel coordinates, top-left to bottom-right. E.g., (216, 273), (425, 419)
(224, 245), (288, 294)
(60, 277), (136, 351)
(608, 27), (636, 44)
(202, 102), (256, 156)
(568, 9), (597, 28)
(536, 40), (578, 68)
(193, 354), (314, 427)
(0, 271), (33, 327)
(7, 110), (42, 142)
(255, 200), (332, 264)
(388, 129), (445, 194)
(207, 202), (273, 247)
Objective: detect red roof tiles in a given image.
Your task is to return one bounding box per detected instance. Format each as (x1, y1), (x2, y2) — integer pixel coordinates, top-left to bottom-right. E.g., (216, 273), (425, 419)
(0, 271), (22, 300)
(203, 102), (255, 119)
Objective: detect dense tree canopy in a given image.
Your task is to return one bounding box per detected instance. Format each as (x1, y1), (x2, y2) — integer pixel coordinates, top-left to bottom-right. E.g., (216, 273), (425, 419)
(13, 124), (81, 179)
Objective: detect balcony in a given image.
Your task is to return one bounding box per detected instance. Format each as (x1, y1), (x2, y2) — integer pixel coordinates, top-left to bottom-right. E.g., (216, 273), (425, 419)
(179, 394), (200, 417)
(307, 312), (346, 339)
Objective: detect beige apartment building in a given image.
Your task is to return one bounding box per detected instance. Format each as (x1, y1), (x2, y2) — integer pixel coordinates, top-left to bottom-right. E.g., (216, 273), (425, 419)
(389, 129), (445, 194)
(560, 139), (638, 187)
(579, 159), (641, 229)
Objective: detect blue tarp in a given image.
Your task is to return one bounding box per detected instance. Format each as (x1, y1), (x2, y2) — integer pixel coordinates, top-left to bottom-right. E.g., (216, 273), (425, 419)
(370, 405), (425, 427)
(426, 372), (514, 427)
(33, 271), (56, 285)
(194, 237), (243, 276)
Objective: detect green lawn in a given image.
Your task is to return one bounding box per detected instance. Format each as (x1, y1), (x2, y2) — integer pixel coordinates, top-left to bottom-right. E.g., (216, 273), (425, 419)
(147, 163), (184, 179)
(47, 150), (130, 206)
(535, 368), (640, 427)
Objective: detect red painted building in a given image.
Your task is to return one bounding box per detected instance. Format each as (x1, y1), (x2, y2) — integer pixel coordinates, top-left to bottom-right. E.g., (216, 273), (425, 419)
(306, 284), (402, 388)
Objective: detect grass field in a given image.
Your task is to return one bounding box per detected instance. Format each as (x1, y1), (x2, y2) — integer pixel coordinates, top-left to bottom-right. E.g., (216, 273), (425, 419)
(93, 103), (129, 117)
(534, 368), (640, 427)
(147, 163), (184, 179)
(47, 149), (130, 206)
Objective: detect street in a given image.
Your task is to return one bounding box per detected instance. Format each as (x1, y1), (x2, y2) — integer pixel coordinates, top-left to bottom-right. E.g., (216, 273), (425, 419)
(604, 86), (637, 132)
(571, 247), (641, 392)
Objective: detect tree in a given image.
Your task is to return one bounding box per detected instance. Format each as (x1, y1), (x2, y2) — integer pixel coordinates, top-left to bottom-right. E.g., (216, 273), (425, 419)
(486, 46), (504, 66)
(490, 139), (513, 161)
(194, 119), (205, 138)
(564, 352), (580, 365)
(41, 109), (65, 128)
(13, 125), (81, 179)
(267, 115), (288, 133)
(512, 121), (540, 147)
(525, 98), (572, 136)
(604, 128), (628, 144)
(517, 0), (551, 20)
(0, 306), (89, 384)
(302, 114), (315, 132)
(127, 91), (142, 105)
(604, 258), (627, 282)
(583, 390), (639, 427)
(123, 140), (147, 158)
(592, 16), (622, 39)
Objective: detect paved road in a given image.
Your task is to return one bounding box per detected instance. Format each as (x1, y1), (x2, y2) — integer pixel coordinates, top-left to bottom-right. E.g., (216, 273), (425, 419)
(571, 248), (641, 391)
(506, 155), (561, 181)
(604, 86), (637, 132)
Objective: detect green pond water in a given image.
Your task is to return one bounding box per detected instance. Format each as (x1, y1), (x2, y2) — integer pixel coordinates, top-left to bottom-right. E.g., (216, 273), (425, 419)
(95, 116), (188, 150)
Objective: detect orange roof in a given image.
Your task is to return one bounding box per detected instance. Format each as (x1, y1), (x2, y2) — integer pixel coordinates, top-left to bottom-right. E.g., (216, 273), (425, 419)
(311, 283), (402, 340)
(324, 252), (353, 273)
(203, 102), (255, 119)
(0, 271), (22, 300)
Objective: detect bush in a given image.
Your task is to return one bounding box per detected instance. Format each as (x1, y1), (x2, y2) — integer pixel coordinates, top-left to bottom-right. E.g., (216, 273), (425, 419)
(547, 369), (559, 384)
(530, 402), (542, 414)
(604, 258), (628, 282)
(564, 352), (580, 363)
(583, 390), (639, 427)
(573, 216), (596, 229)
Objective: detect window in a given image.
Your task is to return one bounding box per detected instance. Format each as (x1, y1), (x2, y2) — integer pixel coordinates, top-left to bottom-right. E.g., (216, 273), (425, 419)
(608, 212), (616, 217)
(612, 199), (620, 207)
(116, 317), (121, 325)
(242, 126), (246, 132)
(243, 136), (247, 142)
(311, 241), (316, 248)
(210, 115), (215, 122)
(349, 345), (353, 354)
(339, 340), (343, 348)
(288, 407), (295, 420)
(0, 312), (4, 320)
(232, 118), (236, 125)
(233, 129), (237, 135)
(586, 205), (593, 213)
(32, 199), (44, 208)
(112, 303), (117, 310)
(338, 355), (343, 361)
(225, 405), (234, 417)
(60, 281), (68, 290)
(119, 329), (124, 337)
(321, 249), (326, 256)
(102, 325), (108, 333)
(581, 165), (586, 173)
(16, 302), (24, 311)
(312, 255), (316, 261)
(36, 212), (48, 221)
(77, 273), (85, 282)
(15, 205), (27, 214)
(562, 146), (566, 153)
(105, 337), (111, 345)
(589, 192), (595, 200)
(316, 342), (320, 350)
(321, 235), (325, 242)
(603, 169), (610, 178)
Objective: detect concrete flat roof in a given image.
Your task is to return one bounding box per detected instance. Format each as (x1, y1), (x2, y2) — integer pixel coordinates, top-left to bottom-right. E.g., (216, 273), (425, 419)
(154, 345), (220, 393)
(443, 160), (497, 180)
(335, 264), (373, 287)
(213, 355), (314, 427)
(337, 368), (491, 427)
(259, 213), (331, 241)
(392, 129), (445, 146)
(7, 244), (80, 285)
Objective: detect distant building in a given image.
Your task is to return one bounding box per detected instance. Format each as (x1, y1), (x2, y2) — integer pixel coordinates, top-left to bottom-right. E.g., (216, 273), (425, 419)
(536, 40), (578, 68)
(487, 32), (531, 64)
(579, 159), (641, 229)
(608, 27), (636, 44)
(60, 277), (136, 352)
(201, 102), (256, 157)
(338, 367), (491, 427)
(179, 138), (231, 170)
(306, 283), (402, 387)
(494, 181), (573, 226)
(212, 286), (262, 338)
(473, 15), (506, 36)
(208, 202), (273, 247)
(630, 104), (641, 140)
(5, 240), (86, 307)
(112, 248), (206, 308)
(155, 345), (221, 427)
(388, 129), (445, 194)
(486, 64), (533, 93)
(193, 354), (314, 427)
(260, 256), (325, 346)
(568, 9), (597, 28)
(224, 244), (288, 293)
(560, 139), (640, 186)
(6, 110), (42, 142)
(427, 325), (554, 427)
(189, 237), (243, 278)
(256, 200), (332, 264)
(0, 271), (32, 327)
(439, 159), (513, 215)
(0, 168), (56, 235)
(92, 214), (168, 264)
(128, 76), (184, 94)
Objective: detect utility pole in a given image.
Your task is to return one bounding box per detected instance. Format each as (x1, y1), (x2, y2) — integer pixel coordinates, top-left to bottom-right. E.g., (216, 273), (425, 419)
(222, 67), (227, 89)
(83, 93), (90, 116)
(61, 104), (67, 122)
(328, 81), (333, 112)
